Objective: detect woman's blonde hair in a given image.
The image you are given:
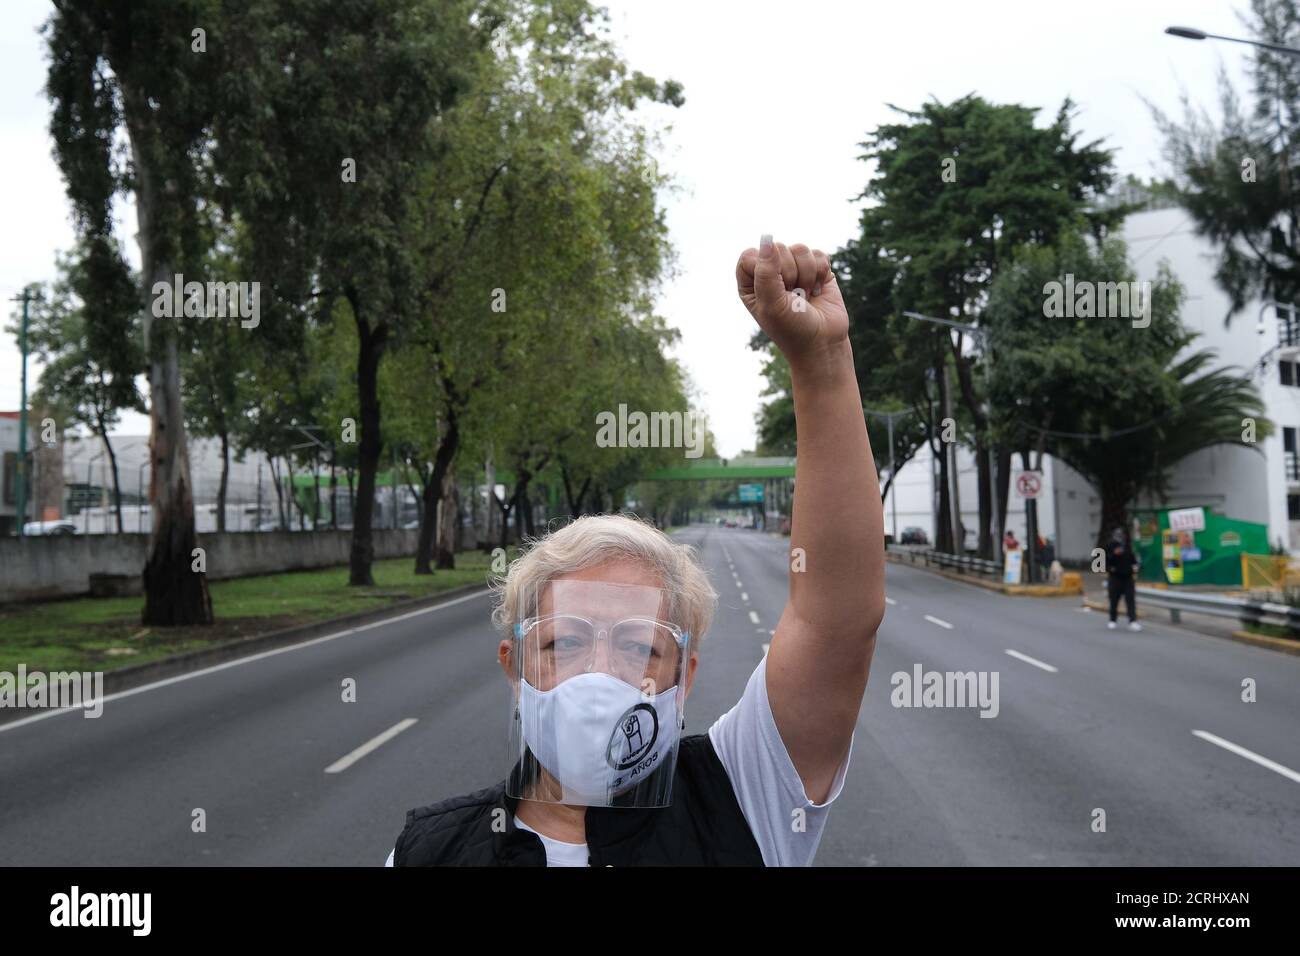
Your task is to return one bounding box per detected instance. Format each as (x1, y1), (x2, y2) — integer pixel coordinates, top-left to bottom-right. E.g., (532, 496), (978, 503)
(490, 513), (718, 646)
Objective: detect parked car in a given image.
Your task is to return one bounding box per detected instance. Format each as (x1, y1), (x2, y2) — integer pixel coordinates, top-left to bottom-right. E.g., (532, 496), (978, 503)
(900, 526), (928, 545)
(22, 519), (79, 536)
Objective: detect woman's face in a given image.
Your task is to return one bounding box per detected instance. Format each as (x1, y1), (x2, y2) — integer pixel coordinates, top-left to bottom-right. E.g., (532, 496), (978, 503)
(498, 559), (699, 698)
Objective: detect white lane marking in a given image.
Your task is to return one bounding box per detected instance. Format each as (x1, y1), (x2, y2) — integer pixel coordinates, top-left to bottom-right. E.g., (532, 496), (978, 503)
(741, 592), (749, 602)
(924, 615), (953, 630)
(768, 629), (775, 635)
(748, 611), (761, 625)
(735, 580), (743, 589)
(1004, 649), (1059, 673)
(325, 718), (418, 774)
(0, 589), (493, 735)
(762, 643), (770, 655)
(1192, 730), (1300, 785)
(885, 597), (896, 606)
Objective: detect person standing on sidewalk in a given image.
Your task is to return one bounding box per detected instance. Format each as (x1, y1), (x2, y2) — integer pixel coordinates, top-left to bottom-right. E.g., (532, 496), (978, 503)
(1105, 526), (1142, 631)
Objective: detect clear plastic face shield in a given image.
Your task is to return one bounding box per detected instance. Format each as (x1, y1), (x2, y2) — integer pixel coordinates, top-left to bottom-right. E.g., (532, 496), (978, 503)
(506, 579), (691, 808)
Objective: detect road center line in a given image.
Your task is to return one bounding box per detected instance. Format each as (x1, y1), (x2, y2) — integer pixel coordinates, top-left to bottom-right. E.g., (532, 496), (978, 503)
(1192, 730), (1300, 785)
(325, 718), (418, 774)
(885, 597), (896, 606)
(924, 615), (953, 630)
(1004, 649), (1058, 673)
(748, 610), (760, 625)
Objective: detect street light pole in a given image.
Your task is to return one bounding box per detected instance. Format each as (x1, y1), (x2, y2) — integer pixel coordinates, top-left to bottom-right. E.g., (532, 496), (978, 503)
(10, 290), (33, 536)
(1166, 25), (1300, 59)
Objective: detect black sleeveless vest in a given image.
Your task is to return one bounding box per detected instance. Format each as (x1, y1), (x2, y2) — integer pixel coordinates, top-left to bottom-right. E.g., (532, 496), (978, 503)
(393, 733), (764, 866)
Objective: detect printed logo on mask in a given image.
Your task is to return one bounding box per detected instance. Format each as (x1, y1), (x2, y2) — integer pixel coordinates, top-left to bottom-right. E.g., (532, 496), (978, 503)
(607, 702), (658, 773)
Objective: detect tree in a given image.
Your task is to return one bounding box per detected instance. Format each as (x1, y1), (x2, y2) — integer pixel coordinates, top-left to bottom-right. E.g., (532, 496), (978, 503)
(984, 230), (1272, 543)
(405, 0), (682, 571)
(845, 95), (1120, 556)
(46, 0), (219, 623)
(180, 234), (255, 533)
(1152, 0), (1300, 318)
(12, 243), (145, 532)
(216, 0), (483, 585)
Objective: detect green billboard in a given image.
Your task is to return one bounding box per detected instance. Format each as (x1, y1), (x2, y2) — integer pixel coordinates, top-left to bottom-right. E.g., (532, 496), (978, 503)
(1131, 506), (1268, 586)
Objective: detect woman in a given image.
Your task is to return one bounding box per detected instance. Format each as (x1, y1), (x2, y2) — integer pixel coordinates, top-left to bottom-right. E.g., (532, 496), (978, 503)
(387, 236), (885, 865)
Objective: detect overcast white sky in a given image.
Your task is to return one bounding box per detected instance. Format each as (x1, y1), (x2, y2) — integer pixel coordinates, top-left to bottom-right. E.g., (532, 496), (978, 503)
(0, 0), (1253, 454)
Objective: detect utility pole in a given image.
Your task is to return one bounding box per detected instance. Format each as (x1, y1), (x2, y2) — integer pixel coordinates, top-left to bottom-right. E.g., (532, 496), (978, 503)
(11, 289), (33, 537)
(941, 363), (963, 552)
(864, 408), (912, 542)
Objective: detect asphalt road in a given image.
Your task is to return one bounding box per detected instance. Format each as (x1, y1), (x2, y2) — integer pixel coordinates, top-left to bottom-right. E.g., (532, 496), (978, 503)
(1, 525), (1296, 865)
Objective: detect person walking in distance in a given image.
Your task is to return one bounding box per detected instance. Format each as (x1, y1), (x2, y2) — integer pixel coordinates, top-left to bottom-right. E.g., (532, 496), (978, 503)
(1105, 526), (1141, 632)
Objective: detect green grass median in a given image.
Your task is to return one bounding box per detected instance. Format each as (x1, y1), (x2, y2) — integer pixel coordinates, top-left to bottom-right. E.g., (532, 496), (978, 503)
(0, 550), (510, 676)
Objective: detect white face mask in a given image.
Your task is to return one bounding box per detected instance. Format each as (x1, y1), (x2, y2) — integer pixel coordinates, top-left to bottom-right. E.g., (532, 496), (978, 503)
(519, 672), (681, 804)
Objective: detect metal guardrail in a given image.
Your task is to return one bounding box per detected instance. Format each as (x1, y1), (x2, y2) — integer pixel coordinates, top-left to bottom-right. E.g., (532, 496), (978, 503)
(1134, 586), (1300, 635)
(887, 544), (1001, 578)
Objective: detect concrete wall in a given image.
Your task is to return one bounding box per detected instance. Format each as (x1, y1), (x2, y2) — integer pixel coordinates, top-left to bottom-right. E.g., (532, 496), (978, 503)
(0, 529), (421, 603)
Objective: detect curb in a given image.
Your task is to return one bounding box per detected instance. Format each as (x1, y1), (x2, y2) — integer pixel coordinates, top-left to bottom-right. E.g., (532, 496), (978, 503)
(1079, 597), (1300, 657)
(0, 581), (493, 725)
(885, 554), (1082, 597)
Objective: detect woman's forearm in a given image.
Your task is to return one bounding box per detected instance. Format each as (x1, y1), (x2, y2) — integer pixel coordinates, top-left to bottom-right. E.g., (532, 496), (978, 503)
(787, 338), (885, 637)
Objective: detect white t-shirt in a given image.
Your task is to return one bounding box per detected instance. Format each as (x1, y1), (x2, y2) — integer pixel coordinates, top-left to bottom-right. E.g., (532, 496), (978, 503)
(385, 655), (852, 867)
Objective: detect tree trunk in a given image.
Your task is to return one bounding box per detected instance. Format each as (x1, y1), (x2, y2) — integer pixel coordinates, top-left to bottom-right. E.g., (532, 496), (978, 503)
(285, 454), (304, 530)
(330, 455), (338, 530)
(482, 453), (497, 553)
(495, 490), (513, 553)
(269, 456), (287, 529)
(935, 436), (952, 553)
(349, 311), (388, 586)
(995, 446), (1012, 545)
(346, 466), (355, 525)
(123, 80), (212, 626)
(1097, 484), (1132, 550)
(435, 470), (458, 570)
(940, 361), (962, 553)
(216, 430), (229, 533)
(415, 408), (461, 574)
(951, 341), (992, 560)
(1020, 449), (1039, 583)
(974, 435), (991, 559)
(99, 425), (124, 535)
(559, 456), (590, 518)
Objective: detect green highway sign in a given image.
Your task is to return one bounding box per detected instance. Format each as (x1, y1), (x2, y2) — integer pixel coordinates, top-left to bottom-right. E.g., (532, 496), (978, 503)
(738, 483), (764, 502)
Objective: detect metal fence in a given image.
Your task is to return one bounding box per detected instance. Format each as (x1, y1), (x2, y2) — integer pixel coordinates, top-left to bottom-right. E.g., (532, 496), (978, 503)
(887, 544), (1001, 579)
(1134, 586), (1300, 636)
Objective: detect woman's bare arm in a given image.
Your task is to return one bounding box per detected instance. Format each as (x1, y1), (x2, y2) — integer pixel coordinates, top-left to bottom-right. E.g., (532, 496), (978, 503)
(735, 236), (885, 803)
